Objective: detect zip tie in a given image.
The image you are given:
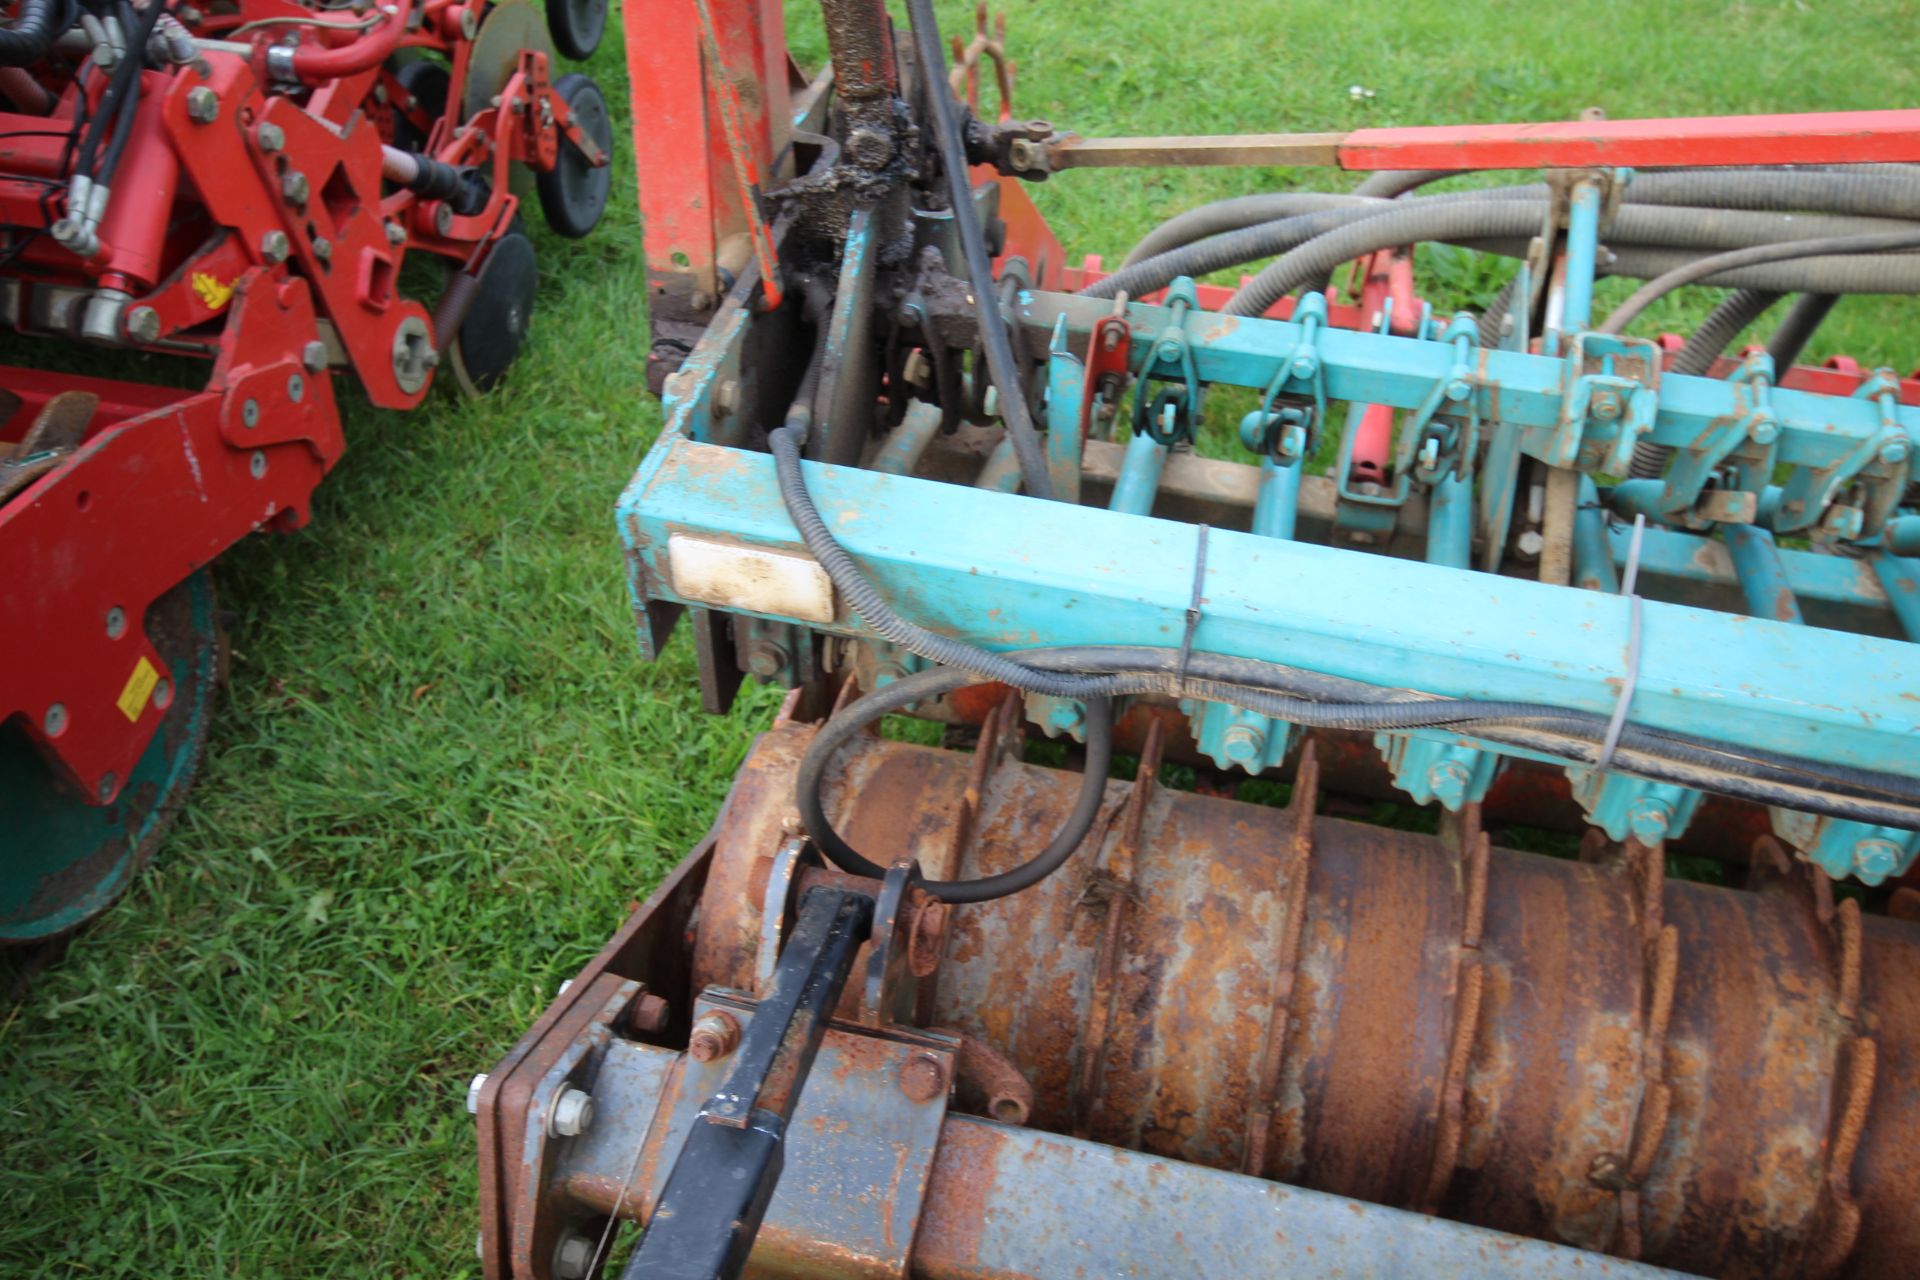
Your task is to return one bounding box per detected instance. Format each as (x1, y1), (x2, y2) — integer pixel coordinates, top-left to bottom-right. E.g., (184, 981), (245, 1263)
(1597, 513), (1647, 776)
(1176, 523), (1210, 696)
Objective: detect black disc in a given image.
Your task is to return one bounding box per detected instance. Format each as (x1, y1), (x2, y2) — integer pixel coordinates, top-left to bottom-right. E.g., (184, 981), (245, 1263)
(535, 73), (612, 240)
(545, 0), (604, 60)
(390, 59), (450, 156)
(449, 231), (538, 396)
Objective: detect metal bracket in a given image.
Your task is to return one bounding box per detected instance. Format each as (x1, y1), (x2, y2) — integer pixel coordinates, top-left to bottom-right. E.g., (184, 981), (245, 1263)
(1256, 291), (1328, 467)
(1655, 351), (1777, 529)
(1131, 277), (1204, 445)
(1539, 330), (1661, 474)
(1772, 368), (1912, 541)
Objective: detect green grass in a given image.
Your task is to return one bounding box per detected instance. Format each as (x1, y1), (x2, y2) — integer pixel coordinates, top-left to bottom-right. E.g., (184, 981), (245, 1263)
(5, 1), (1920, 1274)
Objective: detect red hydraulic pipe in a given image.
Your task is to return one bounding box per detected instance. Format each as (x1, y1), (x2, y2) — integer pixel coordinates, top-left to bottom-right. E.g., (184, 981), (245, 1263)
(287, 0), (414, 82)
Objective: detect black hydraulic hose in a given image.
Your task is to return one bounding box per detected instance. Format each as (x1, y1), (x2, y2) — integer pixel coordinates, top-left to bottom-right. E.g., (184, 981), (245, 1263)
(1477, 272), (1519, 348)
(1603, 246), (1920, 296)
(1766, 292), (1839, 370)
(1120, 192), (1380, 269)
(1600, 229), (1920, 333)
(902, 0), (1055, 501)
(0, 0), (68, 67)
(1627, 287), (1782, 479)
(1628, 167), (1920, 219)
(798, 667), (1115, 903)
(1351, 168), (1456, 198)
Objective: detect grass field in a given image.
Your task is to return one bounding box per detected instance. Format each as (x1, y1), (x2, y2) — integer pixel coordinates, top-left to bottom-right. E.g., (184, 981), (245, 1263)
(5, 2), (1920, 1274)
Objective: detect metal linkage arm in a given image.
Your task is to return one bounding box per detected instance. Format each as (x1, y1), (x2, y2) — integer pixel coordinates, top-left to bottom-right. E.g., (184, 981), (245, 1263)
(623, 886), (875, 1280)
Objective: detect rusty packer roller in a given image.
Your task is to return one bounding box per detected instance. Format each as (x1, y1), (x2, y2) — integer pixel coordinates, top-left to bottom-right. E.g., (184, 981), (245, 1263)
(478, 696), (1920, 1280)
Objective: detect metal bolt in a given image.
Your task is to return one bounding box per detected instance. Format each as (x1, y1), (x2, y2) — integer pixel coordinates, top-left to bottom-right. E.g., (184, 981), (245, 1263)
(1590, 389), (1624, 421)
(688, 1010), (740, 1062)
(153, 679), (172, 709)
(260, 229), (290, 264)
(311, 236), (332, 262)
(899, 1052), (947, 1103)
(845, 125), (893, 168)
(628, 993), (671, 1033)
(435, 203), (454, 235)
(466, 1073), (487, 1115)
(1445, 377), (1472, 402)
(185, 85), (218, 123)
(255, 122), (284, 153)
(1516, 529), (1546, 557)
(43, 702), (67, 736)
(713, 378), (740, 416)
(1749, 418), (1779, 445)
(250, 450), (267, 478)
(385, 220), (406, 246)
(1292, 355), (1316, 379)
(1627, 802), (1672, 844)
(1853, 838), (1903, 882)
(1102, 326), (1121, 352)
(125, 306), (160, 344)
(97, 771), (115, 802)
(745, 640), (787, 679)
(105, 606), (125, 638)
(1157, 340), (1181, 363)
(241, 398), (260, 428)
(302, 340), (328, 372)
(459, 3), (478, 36)
(1879, 438), (1909, 465)
(549, 1087), (595, 1137)
(287, 373), (304, 403)
(281, 170), (309, 204)
(553, 1234), (594, 1280)
(1221, 723), (1263, 764)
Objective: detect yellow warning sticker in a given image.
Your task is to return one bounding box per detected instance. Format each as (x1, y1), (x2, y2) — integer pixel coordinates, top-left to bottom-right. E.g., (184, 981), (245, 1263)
(116, 656), (159, 723)
(191, 271), (235, 311)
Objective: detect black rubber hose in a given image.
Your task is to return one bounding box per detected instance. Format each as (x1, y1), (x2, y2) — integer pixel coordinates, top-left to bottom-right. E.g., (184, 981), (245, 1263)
(1627, 287), (1782, 479)
(1602, 246), (1920, 296)
(1765, 292), (1839, 370)
(903, 0), (1055, 501)
(0, 0), (68, 67)
(1627, 167), (1920, 219)
(1351, 168), (1456, 198)
(1120, 192), (1379, 269)
(1600, 229), (1920, 333)
(798, 667), (1114, 903)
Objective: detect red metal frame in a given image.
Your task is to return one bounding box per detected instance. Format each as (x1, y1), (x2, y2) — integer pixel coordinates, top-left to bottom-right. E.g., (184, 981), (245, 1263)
(1, 8), (603, 806)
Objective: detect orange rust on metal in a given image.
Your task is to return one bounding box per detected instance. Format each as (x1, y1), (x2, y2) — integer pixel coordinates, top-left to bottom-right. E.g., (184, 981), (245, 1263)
(1835, 897), (1863, 1020)
(933, 1024), (1034, 1126)
(691, 729), (1920, 1276)
(1417, 821), (1489, 1214)
(946, 3), (1014, 122)
(1070, 718), (1162, 1138)
(1242, 743), (1319, 1175)
(1891, 886), (1920, 922)
(907, 891), (949, 979)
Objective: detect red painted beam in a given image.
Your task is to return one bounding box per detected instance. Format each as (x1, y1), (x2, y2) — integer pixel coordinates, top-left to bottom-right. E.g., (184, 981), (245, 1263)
(1339, 109), (1920, 171)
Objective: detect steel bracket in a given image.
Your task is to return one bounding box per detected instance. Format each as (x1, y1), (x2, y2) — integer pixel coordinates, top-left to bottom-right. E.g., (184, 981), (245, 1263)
(1376, 733), (1500, 811)
(1569, 769), (1704, 845)
(1537, 331), (1661, 474)
(1772, 368), (1912, 540)
(1656, 351), (1777, 529)
(1131, 277), (1204, 445)
(1772, 809), (1920, 886)
(1258, 291), (1329, 468)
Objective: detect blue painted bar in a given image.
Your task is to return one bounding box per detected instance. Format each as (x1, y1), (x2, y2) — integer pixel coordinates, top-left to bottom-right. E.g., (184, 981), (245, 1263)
(1609, 521), (1888, 613)
(1019, 294), (1920, 471)
(975, 436), (1021, 492)
(1107, 431), (1168, 515)
(1885, 515), (1920, 556)
(1558, 177), (1603, 334)
(1872, 553), (1920, 640)
(1426, 473), (1472, 569)
(1724, 525), (1804, 623)
(1045, 330), (1085, 502)
(1572, 477), (1620, 594)
(619, 435), (1920, 778)
(1252, 457), (1300, 540)
(870, 400), (943, 476)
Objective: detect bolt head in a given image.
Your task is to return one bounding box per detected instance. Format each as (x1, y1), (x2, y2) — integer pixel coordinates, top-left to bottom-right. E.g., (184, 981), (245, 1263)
(1426, 760), (1471, 808)
(384, 220), (406, 246)
(435, 203), (454, 235)
(1221, 723), (1263, 763)
(466, 1073), (487, 1114)
(1517, 529), (1546, 557)
(281, 171), (309, 204)
(549, 1087), (595, 1137)
(260, 230), (290, 264)
(302, 340), (328, 372)
(311, 236), (332, 262)
(1446, 377), (1472, 402)
(553, 1235), (594, 1280)
(1590, 389), (1624, 421)
(97, 771), (115, 802)
(153, 679), (172, 709)
(1879, 438), (1909, 465)
(105, 606), (126, 639)
(249, 449), (267, 478)
(846, 125), (893, 168)
(241, 398), (260, 428)
(287, 374), (304, 404)
(899, 1052), (947, 1103)
(255, 122), (284, 153)
(125, 306), (160, 344)
(42, 702), (67, 736)
(185, 85), (219, 123)
(688, 1010), (740, 1062)
(628, 993), (671, 1033)
(1853, 838), (1903, 883)
(745, 642), (786, 679)
(1749, 419), (1778, 446)
(1101, 326), (1121, 352)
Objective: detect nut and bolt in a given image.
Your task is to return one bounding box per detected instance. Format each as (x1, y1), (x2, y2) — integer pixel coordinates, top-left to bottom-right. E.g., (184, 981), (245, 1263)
(1445, 376), (1473, 402)
(745, 640), (787, 679)
(281, 170), (309, 204)
(250, 450), (267, 478)
(384, 220), (407, 247)
(845, 125), (893, 168)
(241, 398), (260, 428)
(1221, 723), (1264, 764)
(302, 340), (329, 372)
(1590, 389), (1624, 421)
(1101, 326), (1122, 352)
(466, 1073), (487, 1115)
(549, 1086), (595, 1137)
(1516, 529), (1546, 557)
(1879, 438), (1909, 465)
(435, 203), (455, 235)
(898, 1052), (947, 1103)
(1853, 838), (1904, 882)
(1007, 137), (1040, 171)
(43, 702), (67, 736)
(153, 679), (172, 709)
(627, 992), (671, 1033)
(713, 378), (741, 416)
(124, 306), (160, 343)
(97, 771), (115, 801)
(688, 1010), (740, 1062)
(255, 122), (285, 153)
(287, 374), (304, 403)
(1425, 759), (1472, 809)
(260, 230), (290, 264)
(311, 237), (333, 263)
(553, 1234), (595, 1280)
(105, 606), (126, 638)
(185, 85), (219, 123)
(1749, 418), (1778, 445)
